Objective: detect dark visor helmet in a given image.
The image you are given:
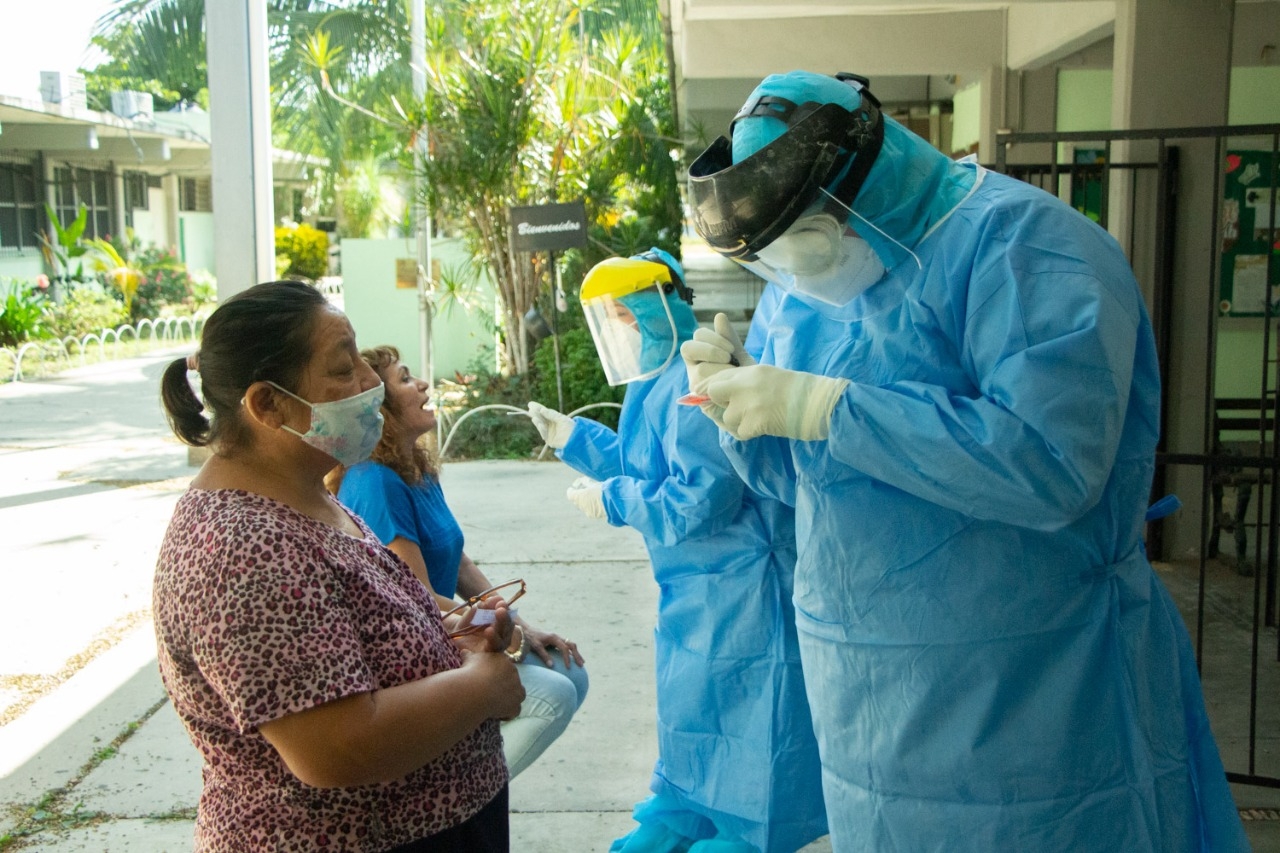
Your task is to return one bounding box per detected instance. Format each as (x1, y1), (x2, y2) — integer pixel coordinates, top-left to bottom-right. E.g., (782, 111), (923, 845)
(687, 73), (884, 261)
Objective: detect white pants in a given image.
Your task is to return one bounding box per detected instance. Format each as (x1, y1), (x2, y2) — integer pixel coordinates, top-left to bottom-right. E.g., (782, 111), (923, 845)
(501, 655), (588, 778)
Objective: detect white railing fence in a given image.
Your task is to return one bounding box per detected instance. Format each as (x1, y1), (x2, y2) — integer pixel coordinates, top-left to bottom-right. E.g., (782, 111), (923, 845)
(1, 311), (211, 383)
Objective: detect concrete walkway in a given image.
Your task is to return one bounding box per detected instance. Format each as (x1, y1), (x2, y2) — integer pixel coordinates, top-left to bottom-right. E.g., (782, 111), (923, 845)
(0, 349), (1276, 851)
(0, 349), (824, 851)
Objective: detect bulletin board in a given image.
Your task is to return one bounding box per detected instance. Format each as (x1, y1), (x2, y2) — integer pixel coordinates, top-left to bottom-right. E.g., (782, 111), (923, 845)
(1218, 150), (1280, 317)
(1070, 148), (1105, 224)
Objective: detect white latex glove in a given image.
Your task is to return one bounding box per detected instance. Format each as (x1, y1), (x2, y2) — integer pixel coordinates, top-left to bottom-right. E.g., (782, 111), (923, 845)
(527, 401), (575, 449)
(566, 476), (606, 520)
(701, 364), (850, 441)
(679, 313), (755, 397)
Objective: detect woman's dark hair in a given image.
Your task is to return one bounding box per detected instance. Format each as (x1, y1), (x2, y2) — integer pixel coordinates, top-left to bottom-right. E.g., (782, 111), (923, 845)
(160, 280), (329, 450)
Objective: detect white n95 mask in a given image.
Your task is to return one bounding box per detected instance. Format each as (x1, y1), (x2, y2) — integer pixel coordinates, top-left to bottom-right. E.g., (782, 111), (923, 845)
(744, 213), (886, 307)
(270, 381), (386, 467)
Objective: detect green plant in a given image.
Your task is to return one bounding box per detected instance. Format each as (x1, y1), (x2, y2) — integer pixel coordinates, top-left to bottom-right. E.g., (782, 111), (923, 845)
(84, 237), (143, 316)
(42, 284), (128, 339)
(531, 327), (624, 430)
(443, 356), (540, 459)
(0, 278), (49, 347)
(190, 271), (217, 307)
(337, 156), (388, 239)
(130, 246), (194, 320)
(38, 204), (91, 284)
(274, 223), (329, 281)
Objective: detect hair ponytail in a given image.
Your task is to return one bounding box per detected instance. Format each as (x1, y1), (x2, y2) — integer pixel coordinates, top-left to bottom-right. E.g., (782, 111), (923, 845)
(160, 356), (211, 446)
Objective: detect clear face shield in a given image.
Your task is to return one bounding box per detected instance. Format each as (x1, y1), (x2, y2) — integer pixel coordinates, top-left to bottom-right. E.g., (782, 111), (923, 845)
(582, 283), (681, 386)
(736, 190), (910, 318)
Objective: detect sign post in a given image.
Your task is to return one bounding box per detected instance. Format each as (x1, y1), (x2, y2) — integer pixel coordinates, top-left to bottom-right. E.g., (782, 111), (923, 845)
(508, 202), (588, 411)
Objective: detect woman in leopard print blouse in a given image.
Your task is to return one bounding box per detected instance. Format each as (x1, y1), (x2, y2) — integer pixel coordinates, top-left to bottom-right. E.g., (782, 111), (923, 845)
(155, 280), (524, 852)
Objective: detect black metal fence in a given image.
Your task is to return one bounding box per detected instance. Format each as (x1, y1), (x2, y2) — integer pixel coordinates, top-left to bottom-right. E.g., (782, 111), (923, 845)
(995, 124), (1280, 790)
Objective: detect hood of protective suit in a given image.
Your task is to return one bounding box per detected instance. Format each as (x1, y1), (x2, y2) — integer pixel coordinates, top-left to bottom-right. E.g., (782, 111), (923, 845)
(618, 285), (698, 376)
(732, 70), (978, 269)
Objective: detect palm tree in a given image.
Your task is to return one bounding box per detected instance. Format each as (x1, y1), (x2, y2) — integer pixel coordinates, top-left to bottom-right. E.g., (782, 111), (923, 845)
(89, 0), (682, 375)
(86, 0), (208, 111)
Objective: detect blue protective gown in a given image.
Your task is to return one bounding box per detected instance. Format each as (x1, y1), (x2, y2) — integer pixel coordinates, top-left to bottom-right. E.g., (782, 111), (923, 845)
(721, 117), (1249, 850)
(557, 358), (827, 853)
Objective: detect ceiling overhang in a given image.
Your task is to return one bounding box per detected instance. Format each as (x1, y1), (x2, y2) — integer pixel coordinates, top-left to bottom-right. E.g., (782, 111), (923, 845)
(664, 0), (1119, 147)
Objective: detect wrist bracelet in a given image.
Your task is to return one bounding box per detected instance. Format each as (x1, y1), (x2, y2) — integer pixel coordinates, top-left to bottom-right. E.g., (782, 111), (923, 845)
(505, 626), (525, 663)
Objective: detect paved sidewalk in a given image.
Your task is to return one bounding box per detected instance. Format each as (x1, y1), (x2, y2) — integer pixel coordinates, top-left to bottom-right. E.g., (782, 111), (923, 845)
(1, 351), (1276, 851)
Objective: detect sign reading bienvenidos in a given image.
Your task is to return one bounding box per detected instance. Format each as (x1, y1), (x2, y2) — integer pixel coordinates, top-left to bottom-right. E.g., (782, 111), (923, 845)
(508, 201), (588, 252)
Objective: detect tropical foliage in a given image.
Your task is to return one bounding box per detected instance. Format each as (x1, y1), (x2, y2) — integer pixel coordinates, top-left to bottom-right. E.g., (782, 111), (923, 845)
(296, 0), (682, 373)
(83, 0), (208, 112)
(274, 222), (331, 280)
(90, 0), (682, 382)
(39, 204), (91, 285)
(42, 286), (129, 339)
(0, 280), (48, 348)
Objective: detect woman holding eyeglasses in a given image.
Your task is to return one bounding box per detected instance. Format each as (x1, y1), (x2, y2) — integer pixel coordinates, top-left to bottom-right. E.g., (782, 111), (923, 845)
(155, 281), (523, 852)
(331, 345), (588, 780)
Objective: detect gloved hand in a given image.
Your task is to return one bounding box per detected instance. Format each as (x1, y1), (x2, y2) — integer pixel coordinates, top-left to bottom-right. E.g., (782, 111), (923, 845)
(527, 401), (575, 449)
(701, 364), (850, 441)
(680, 313), (755, 396)
(566, 476), (606, 520)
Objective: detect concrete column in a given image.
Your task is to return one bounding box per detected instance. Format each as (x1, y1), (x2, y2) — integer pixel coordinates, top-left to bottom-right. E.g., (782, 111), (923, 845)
(162, 174), (180, 253)
(205, 0), (275, 300)
(1004, 66), (1057, 165)
(1110, 0), (1235, 559)
(977, 65), (1006, 164)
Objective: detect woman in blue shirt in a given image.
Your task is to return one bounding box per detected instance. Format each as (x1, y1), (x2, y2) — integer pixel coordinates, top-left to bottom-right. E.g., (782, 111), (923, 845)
(334, 345), (588, 778)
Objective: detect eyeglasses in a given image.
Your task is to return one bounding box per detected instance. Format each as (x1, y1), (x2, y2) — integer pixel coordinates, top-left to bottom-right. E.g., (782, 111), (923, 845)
(444, 579), (526, 638)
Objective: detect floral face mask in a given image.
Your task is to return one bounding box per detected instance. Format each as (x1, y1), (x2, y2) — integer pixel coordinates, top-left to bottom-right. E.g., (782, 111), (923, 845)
(268, 381), (385, 467)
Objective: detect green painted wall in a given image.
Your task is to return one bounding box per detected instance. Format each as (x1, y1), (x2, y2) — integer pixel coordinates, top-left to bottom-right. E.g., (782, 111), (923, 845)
(1056, 69), (1112, 132)
(1229, 67), (1280, 124)
(0, 253), (46, 281)
(951, 84), (981, 155)
(339, 237), (497, 384)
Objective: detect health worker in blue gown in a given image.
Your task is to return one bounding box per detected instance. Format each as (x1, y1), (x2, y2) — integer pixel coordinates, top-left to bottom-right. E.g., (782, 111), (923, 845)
(525, 249), (827, 853)
(680, 70), (1249, 852)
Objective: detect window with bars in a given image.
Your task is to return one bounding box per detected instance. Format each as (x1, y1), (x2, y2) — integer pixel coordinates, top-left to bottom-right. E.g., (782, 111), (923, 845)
(53, 166), (113, 239)
(273, 185), (306, 223)
(0, 161), (40, 251)
(124, 172), (150, 211)
(179, 177), (213, 212)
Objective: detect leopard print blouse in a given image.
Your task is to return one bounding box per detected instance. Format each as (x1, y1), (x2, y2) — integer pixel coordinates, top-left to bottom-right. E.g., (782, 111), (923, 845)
(153, 488), (507, 852)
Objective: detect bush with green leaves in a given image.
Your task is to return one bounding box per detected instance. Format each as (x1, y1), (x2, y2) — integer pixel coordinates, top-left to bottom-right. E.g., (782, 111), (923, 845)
(130, 246), (195, 320)
(42, 284), (128, 340)
(0, 278), (48, 347)
(190, 271), (217, 308)
(274, 223), (329, 281)
(531, 327), (624, 431)
(442, 356), (540, 460)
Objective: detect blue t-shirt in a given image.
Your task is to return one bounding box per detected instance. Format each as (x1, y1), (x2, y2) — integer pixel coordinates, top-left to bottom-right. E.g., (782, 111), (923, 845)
(337, 461), (465, 598)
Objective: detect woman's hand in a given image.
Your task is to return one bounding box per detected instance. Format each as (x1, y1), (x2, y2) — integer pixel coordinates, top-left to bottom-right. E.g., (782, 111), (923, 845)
(518, 620), (584, 669)
(450, 601), (516, 654)
(458, 646), (525, 721)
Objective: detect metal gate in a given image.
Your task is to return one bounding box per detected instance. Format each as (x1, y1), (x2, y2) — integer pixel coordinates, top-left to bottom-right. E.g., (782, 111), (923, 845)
(995, 124), (1280, 790)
